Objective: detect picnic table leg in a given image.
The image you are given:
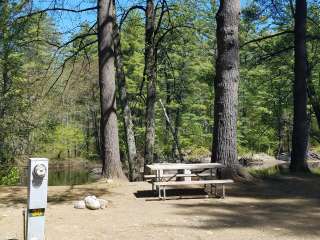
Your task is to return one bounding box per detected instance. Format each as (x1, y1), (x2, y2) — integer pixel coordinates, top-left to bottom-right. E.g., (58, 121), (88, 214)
(155, 169), (162, 192)
(184, 169), (191, 181)
(159, 169), (163, 181)
(222, 184), (225, 199)
(158, 185), (161, 199)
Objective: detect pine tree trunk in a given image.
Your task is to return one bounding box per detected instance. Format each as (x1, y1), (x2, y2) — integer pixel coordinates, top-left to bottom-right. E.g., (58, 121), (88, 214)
(291, 0), (309, 172)
(144, 0), (157, 166)
(212, 0), (241, 177)
(114, 21), (138, 181)
(0, 1), (9, 162)
(98, 0), (125, 179)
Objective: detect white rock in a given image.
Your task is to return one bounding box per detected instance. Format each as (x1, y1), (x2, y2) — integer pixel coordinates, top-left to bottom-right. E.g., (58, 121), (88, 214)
(106, 179), (114, 184)
(74, 200), (86, 209)
(84, 196), (100, 210)
(98, 199), (108, 209)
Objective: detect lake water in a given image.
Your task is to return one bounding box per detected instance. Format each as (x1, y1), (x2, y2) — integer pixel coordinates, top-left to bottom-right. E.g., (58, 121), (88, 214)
(19, 163), (99, 186)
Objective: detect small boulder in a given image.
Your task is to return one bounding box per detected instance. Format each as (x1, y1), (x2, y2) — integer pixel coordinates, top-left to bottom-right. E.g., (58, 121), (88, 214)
(98, 199), (108, 209)
(106, 179), (113, 184)
(84, 196), (100, 210)
(74, 200), (86, 209)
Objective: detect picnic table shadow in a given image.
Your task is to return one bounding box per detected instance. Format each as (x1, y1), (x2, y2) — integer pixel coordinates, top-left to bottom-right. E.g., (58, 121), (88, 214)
(153, 174), (320, 237)
(134, 187), (215, 199)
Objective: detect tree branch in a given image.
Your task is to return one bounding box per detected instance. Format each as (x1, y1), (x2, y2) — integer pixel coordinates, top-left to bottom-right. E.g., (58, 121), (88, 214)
(57, 32), (97, 50)
(45, 39), (98, 96)
(16, 6), (97, 21)
(155, 25), (194, 49)
(119, 5), (146, 29)
(241, 30), (293, 48)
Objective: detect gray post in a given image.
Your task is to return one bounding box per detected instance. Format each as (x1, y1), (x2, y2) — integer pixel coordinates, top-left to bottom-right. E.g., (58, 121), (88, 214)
(26, 158), (49, 240)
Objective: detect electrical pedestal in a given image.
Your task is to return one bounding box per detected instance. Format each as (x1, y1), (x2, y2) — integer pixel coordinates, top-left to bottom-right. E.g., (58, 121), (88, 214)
(25, 158), (48, 240)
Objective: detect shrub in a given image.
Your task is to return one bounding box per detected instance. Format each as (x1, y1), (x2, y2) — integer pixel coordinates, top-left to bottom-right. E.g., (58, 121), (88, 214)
(0, 167), (20, 185)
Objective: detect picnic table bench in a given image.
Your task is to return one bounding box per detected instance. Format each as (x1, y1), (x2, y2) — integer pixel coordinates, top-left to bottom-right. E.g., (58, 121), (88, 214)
(146, 163), (234, 200)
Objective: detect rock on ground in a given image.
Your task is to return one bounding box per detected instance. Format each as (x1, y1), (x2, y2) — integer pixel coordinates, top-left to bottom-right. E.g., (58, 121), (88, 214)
(84, 196), (100, 210)
(74, 200), (86, 209)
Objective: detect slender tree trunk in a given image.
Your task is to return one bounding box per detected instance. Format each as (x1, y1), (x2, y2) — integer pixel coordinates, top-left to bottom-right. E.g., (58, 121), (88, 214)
(114, 21), (138, 181)
(90, 84), (101, 157)
(173, 107), (182, 159)
(307, 77), (320, 128)
(85, 115), (90, 154)
(159, 99), (184, 162)
(97, 0), (125, 179)
(91, 109), (101, 157)
(164, 76), (171, 145)
(211, 0), (241, 176)
(291, 0), (309, 172)
(144, 0), (157, 166)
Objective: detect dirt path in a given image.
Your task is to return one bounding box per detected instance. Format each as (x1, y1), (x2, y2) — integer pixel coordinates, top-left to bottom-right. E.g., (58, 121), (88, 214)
(0, 175), (320, 240)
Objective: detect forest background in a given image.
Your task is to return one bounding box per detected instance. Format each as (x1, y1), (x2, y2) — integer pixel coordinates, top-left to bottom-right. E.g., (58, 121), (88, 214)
(1, 0), (320, 183)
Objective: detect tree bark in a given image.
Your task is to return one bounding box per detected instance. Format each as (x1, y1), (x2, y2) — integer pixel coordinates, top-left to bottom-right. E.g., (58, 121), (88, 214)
(144, 0), (157, 166)
(97, 0), (125, 179)
(114, 21), (138, 181)
(0, 0), (9, 162)
(291, 0), (309, 172)
(211, 0), (241, 176)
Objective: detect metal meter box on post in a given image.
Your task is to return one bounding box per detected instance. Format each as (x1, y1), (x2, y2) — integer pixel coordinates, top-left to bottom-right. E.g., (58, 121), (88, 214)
(26, 158), (48, 240)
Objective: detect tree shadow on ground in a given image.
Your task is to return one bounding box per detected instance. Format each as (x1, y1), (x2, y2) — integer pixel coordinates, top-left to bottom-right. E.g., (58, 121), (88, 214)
(155, 174), (320, 237)
(0, 184), (111, 207)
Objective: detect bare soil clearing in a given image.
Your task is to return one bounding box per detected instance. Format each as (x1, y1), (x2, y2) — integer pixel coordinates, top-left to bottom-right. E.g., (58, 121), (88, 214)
(0, 175), (319, 240)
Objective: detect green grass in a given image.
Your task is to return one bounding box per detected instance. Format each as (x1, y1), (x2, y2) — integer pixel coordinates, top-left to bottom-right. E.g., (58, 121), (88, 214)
(249, 166), (282, 179)
(311, 168), (320, 176)
(250, 166), (320, 179)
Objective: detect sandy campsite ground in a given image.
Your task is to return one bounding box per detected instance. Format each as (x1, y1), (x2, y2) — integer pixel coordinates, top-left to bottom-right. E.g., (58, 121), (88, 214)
(0, 175), (320, 240)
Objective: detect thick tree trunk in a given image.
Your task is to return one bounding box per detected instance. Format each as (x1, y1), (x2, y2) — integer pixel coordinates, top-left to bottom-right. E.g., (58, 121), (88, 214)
(144, 0), (157, 166)
(97, 0), (125, 179)
(212, 0), (241, 176)
(0, 1), (9, 162)
(114, 21), (138, 181)
(291, 0), (309, 172)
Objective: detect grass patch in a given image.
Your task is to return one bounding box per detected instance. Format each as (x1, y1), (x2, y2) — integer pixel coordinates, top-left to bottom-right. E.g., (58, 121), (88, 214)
(311, 168), (320, 176)
(250, 166), (320, 179)
(249, 166), (282, 179)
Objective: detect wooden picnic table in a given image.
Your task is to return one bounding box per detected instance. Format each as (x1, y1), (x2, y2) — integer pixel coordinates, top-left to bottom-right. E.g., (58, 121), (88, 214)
(147, 163), (225, 171)
(146, 163), (233, 199)
(146, 162), (224, 181)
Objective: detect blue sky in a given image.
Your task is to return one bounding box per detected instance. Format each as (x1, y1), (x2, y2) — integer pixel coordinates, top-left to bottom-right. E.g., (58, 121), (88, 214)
(39, 0), (251, 40)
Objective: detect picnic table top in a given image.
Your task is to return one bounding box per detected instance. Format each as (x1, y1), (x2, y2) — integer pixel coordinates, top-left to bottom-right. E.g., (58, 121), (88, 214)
(146, 162), (225, 171)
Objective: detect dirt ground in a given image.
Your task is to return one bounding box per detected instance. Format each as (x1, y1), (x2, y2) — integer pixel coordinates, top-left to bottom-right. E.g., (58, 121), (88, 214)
(0, 175), (320, 240)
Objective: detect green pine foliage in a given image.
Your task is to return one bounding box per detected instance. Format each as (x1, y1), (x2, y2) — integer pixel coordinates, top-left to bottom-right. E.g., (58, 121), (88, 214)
(1, 0), (320, 184)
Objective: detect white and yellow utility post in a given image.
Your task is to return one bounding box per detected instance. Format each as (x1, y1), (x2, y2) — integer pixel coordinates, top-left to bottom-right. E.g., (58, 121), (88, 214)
(25, 158), (48, 240)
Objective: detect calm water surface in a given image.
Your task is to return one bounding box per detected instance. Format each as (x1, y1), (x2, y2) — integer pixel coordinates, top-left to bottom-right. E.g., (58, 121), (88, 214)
(19, 162), (99, 186)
